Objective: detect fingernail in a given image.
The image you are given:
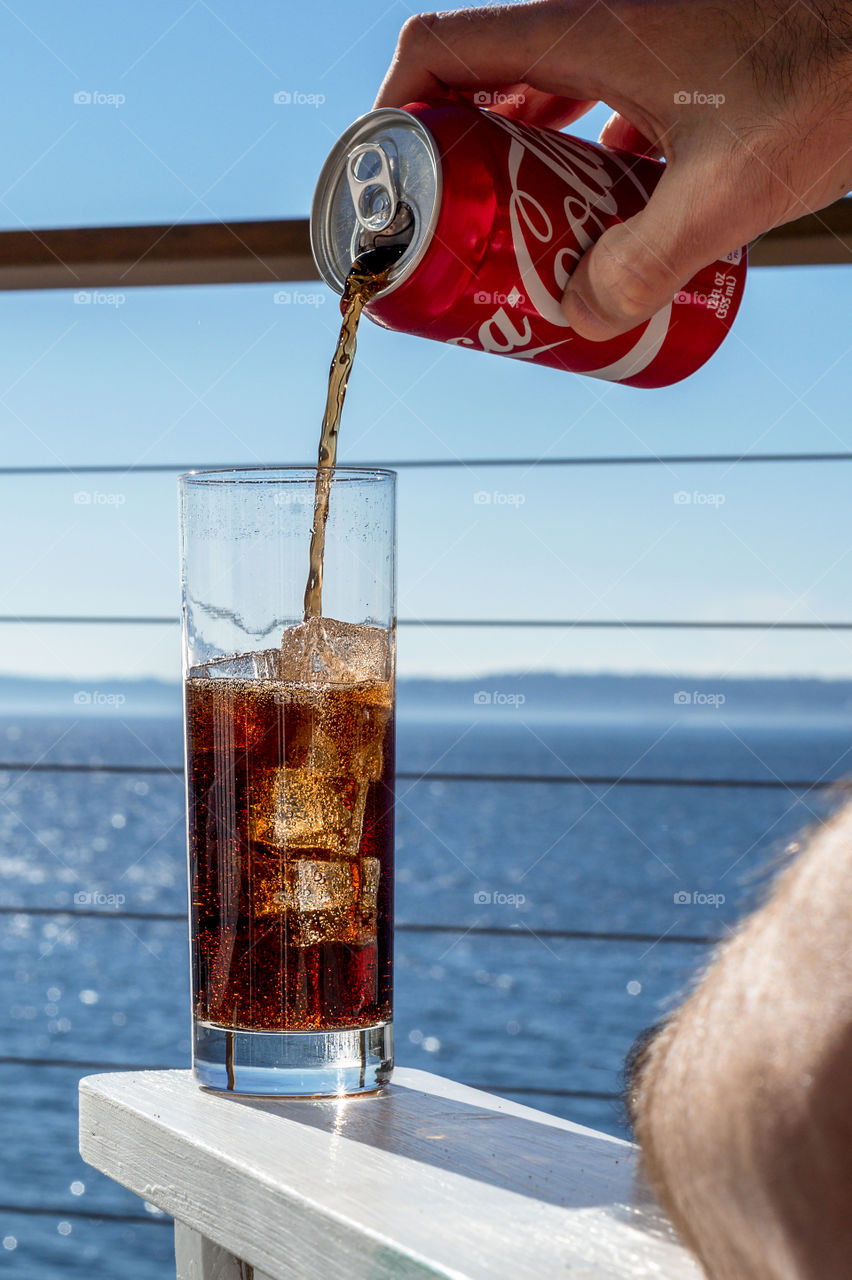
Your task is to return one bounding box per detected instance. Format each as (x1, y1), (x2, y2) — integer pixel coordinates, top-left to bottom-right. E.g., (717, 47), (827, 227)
(562, 288), (617, 343)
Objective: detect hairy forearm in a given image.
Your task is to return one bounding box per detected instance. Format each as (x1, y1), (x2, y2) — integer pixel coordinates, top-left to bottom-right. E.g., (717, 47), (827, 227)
(630, 804), (852, 1278)
(743, 0), (852, 79)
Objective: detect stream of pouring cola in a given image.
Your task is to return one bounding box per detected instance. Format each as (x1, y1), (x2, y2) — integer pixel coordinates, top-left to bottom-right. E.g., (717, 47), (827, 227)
(303, 244), (405, 621)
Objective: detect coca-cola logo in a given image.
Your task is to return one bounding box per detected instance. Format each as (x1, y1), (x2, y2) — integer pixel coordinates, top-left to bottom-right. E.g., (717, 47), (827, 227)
(455, 115), (673, 379)
(499, 117), (638, 329)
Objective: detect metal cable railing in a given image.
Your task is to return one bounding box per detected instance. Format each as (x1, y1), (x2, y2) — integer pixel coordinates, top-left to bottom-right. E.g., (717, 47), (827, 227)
(0, 760), (844, 790)
(0, 904), (721, 946)
(4, 450), (852, 474)
(6, 455), (852, 630)
(3, 614), (852, 629)
(4, 447), (849, 1236)
(0, 1202), (171, 1226)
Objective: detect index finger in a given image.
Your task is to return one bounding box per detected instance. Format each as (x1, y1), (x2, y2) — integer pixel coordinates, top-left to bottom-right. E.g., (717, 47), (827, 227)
(374, 6), (565, 108)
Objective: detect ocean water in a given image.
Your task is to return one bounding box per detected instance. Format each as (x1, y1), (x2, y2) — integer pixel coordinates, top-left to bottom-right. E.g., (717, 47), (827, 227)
(1, 704), (849, 1277)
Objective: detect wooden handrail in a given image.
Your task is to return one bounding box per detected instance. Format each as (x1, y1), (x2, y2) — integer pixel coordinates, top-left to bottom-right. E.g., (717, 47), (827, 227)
(80, 1068), (703, 1280)
(0, 219), (315, 291)
(748, 200), (852, 266)
(0, 201), (849, 291)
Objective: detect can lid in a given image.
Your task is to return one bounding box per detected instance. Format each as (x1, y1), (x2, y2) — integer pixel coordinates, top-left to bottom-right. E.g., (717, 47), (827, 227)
(310, 108), (441, 298)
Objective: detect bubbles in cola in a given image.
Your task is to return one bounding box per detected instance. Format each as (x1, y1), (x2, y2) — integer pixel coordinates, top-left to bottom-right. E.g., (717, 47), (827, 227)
(187, 618), (394, 1032)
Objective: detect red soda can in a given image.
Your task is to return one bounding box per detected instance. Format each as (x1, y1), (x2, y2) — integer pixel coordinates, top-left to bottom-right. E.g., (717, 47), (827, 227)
(311, 101), (747, 389)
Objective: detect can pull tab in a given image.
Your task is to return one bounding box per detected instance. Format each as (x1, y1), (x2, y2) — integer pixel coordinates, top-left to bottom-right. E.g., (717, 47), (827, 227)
(346, 143), (399, 233)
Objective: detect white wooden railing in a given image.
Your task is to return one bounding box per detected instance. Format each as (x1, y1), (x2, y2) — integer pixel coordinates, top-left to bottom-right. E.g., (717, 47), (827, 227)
(79, 1068), (703, 1280)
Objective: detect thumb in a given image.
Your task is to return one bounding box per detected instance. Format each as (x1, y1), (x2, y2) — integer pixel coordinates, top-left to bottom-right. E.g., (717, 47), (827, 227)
(561, 161), (743, 342)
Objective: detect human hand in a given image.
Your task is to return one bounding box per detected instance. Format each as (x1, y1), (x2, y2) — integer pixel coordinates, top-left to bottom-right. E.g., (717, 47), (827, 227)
(375, 1), (852, 341)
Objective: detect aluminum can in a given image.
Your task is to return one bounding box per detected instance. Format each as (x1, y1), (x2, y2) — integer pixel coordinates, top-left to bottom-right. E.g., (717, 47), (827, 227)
(311, 100), (747, 388)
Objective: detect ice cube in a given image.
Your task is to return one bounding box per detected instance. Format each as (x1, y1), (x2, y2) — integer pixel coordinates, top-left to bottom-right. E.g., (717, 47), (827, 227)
(250, 761), (370, 857)
(189, 618), (392, 687)
(289, 858), (357, 912)
(191, 649), (280, 680)
(360, 856), (380, 914)
(279, 616), (391, 686)
(250, 856), (381, 946)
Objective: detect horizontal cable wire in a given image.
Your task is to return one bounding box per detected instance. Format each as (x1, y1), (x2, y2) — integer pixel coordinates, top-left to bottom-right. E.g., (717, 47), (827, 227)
(402, 770), (843, 790)
(0, 1056), (617, 1100)
(4, 452), (852, 475)
(469, 1084), (619, 1100)
(2, 615), (852, 628)
(0, 905), (720, 945)
(0, 1055), (175, 1071)
(0, 1202), (171, 1225)
(0, 761), (183, 776)
(0, 760), (843, 790)
(0, 614), (180, 625)
(406, 619), (852, 629)
(393, 922), (719, 944)
(0, 905), (188, 922)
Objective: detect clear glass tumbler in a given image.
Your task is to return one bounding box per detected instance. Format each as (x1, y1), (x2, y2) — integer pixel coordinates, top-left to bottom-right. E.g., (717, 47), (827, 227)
(179, 467), (395, 1095)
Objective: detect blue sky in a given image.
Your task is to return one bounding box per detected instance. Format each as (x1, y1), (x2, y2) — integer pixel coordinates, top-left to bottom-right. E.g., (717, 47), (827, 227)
(0, 0), (850, 680)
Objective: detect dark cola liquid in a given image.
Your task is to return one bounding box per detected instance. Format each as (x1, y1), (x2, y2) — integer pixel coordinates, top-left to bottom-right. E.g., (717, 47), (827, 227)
(187, 639), (394, 1032)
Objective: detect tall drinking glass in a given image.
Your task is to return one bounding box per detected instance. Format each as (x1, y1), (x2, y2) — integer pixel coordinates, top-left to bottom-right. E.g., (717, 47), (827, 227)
(179, 468), (396, 1095)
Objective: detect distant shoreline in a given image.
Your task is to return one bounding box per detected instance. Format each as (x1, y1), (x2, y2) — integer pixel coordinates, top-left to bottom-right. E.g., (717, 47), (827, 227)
(1, 671), (851, 720)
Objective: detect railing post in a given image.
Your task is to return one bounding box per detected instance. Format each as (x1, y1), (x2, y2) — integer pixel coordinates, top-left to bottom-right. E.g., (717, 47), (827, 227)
(174, 1221), (271, 1280)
